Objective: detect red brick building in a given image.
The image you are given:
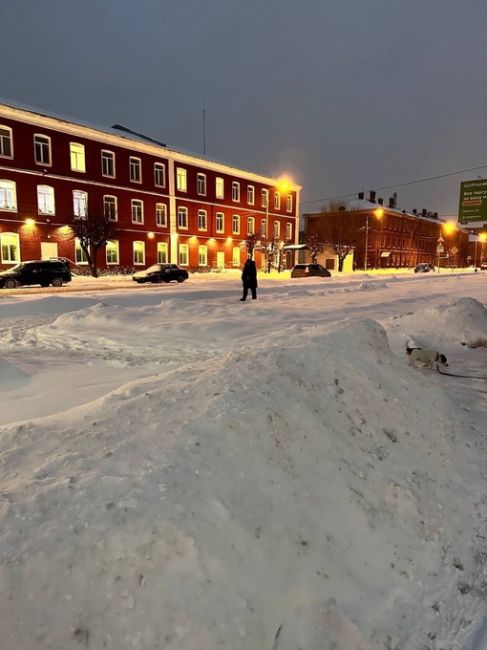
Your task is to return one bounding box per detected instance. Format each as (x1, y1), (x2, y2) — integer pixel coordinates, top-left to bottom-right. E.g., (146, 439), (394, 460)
(304, 193), (469, 270)
(0, 101), (301, 272)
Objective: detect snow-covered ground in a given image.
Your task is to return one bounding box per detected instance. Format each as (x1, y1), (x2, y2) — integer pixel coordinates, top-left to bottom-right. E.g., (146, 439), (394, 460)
(0, 272), (486, 649)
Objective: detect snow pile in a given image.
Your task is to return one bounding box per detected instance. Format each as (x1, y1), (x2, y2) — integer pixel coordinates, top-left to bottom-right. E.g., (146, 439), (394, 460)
(0, 357), (29, 388)
(1, 316), (485, 649)
(393, 297), (487, 348)
(358, 281), (388, 291)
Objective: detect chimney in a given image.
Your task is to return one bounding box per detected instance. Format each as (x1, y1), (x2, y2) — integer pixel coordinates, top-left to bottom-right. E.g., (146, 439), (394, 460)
(369, 190), (376, 203)
(378, 197), (384, 206)
(422, 209), (427, 217)
(388, 196), (395, 208)
(433, 212), (438, 218)
(358, 191), (364, 200)
(412, 209), (417, 215)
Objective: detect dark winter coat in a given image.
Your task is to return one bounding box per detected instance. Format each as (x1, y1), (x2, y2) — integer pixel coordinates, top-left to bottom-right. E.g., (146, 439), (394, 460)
(241, 259), (258, 289)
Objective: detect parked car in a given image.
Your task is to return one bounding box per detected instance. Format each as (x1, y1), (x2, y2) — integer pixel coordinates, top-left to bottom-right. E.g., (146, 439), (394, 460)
(414, 263), (435, 273)
(290, 263), (332, 278)
(133, 263), (189, 284)
(0, 259), (72, 289)
(480, 261), (487, 271)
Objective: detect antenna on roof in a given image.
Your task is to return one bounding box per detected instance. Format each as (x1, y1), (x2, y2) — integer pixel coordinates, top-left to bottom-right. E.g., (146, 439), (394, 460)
(111, 124), (166, 148)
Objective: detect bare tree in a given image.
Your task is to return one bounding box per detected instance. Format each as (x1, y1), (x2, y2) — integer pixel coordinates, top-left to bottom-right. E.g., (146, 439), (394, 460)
(314, 220), (356, 272)
(305, 233), (326, 263)
(72, 214), (114, 277)
(243, 232), (260, 260)
(258, 233), (283, 273)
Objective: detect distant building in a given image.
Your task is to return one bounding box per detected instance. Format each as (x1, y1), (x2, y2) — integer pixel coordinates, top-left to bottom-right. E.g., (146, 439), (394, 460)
(303, 192), (469, 270)
(0, 100), (301, 271)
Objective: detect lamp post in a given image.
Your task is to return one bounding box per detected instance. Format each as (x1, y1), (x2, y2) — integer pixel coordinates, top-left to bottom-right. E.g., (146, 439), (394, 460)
(364, 207), (383, 271)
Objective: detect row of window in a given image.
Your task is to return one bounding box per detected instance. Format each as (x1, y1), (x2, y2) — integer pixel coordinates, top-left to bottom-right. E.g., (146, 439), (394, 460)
(0, 180), (293, 237)
(0, 125), (167, 186)
(0, 125), (294, 211)
(0, 231), (242, 269)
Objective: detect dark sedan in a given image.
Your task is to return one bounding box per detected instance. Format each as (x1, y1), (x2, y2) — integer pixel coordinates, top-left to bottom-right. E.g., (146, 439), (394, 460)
(133, 264), (189, 284)
(290, 263), (331, 278)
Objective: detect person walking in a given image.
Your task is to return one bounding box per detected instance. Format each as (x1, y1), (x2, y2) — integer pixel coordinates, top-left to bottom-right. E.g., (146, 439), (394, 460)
(240, 257), (257, 301)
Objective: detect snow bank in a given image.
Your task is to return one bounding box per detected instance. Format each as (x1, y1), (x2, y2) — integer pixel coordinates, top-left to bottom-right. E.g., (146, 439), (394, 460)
(1, 315), (484, 649)
(0, 357), (29, 388)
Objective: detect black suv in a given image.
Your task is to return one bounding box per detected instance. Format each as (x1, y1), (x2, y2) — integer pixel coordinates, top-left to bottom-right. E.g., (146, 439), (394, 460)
(0, 260), (72, 289)
(290, 263), (331, 278)
(414, 263), (435, 273)
(133, 264), (189, 284)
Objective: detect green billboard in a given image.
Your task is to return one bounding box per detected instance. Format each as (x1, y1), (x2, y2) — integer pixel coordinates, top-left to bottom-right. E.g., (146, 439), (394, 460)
(458, 179), (487, 223)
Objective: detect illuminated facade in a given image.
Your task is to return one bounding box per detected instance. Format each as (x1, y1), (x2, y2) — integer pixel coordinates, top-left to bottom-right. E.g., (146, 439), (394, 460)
(0, 101), (301, 271)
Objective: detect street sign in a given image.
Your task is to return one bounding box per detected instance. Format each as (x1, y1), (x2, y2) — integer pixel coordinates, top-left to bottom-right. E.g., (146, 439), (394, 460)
(436, 244), (444, 254)
(437, 235), (444, 244)
(450, 246), (459, 255)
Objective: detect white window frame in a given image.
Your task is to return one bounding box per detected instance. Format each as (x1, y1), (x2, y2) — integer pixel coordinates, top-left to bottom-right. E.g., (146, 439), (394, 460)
(247, 185), (255, 205)
(232, 214), (240, 234)
(154, 162), (166, 187)
(104, 195), (118, 221)
(274, 220), (280, 237)
(197, 173), (207, 196)
(37, 185), (55, 215)
(177, 206), (188, 229)
(73, 189), (88, 218)
(216, 211), (224, 233)
(131, 199), (144, 224)
(198, 245), (208, 267)
(261, 218), (267, 237)
(75, 237), (88, 265)
(157, 242), (168, 264)
(247, 217), (255, 235)
(156, 202), (167, 227)
(179, 243), (189, 266)
(286, 222), (293, 240)
(215, 176), (224, 199)
(0, 232), (20, 263)
(70, 142), (86, 172)
(101, 150), (115, 178)
(130, 156), (142, 183)
(0, 125), (13, 159)
(176, 167), (187, 192)
(286, 194), (293, 213)
(106, 239), (119, 265)
(34, 134), (52, 166)
(0, 180), (18, 211)
(133, 240), (145, 266)
(232, 247), (241, 267)
(274, 191), (281, 210)
(198, 209), (207, 231)
(232, 181), (240, 202)
(261, 188), (269, 208)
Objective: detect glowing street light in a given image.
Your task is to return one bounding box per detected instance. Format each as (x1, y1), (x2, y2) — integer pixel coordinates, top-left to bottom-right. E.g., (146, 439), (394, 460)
(442, 220), (457, 236)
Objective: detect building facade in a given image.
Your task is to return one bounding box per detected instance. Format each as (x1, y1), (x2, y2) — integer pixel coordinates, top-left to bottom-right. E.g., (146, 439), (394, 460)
(0, 101), (301, 272)
(304, 193), (469, 270)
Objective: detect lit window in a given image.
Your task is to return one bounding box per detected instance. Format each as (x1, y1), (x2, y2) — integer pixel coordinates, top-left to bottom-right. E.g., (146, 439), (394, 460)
(274, 221), (280, 236)
(0, 180), (17, 211)
(232, 181), (240, 202)
(216, 212), (224, 233)
(104, 195), (118, 221)
(247, 217), (255, 235)
(216, 177), (224, 199)
(73, 190), (88, 218)
(274, 191), (280, 210)
(177, 206), (188, 229)
(247, 185), (255, 205)
(0, 232), (20, 263)
(75, 238), (88, 264)
(130, 157), (142, 182)
(157, 242), (168, 264)
(176, 167), (187, 192)
(232, 247), (241, 267)
(156, 203), (167, 227)
(261, 189), (268, 208)
(198, 209), (207, 231)
(198, 245), (207, 266)
(154, 163), (165, 187)
(106, 240), (119, 265)
(70, 143), (86, 172)
(197, 173), (207, 195)
(179, 243), (189, 266)
(34, 135), (51, 165)
(286, 194), (293, 213)
(232, 214), (240, 234)
(286, 222), (292, 240)
(133, 241), (145, 265)
(261, 218), (267, 237)
(131, 199), (144, 224)
(101, 150), (115, 177)
(37, 185), (55, 215)
(0, 126), (13, 158)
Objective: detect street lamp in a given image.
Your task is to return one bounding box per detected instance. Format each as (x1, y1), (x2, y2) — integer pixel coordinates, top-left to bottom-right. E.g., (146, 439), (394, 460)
(364, 207), (383, 271)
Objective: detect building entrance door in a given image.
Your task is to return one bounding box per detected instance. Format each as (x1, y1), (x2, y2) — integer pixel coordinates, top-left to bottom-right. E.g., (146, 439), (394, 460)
(216, 251), (225, 270)
(41, 242), (58, 260)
